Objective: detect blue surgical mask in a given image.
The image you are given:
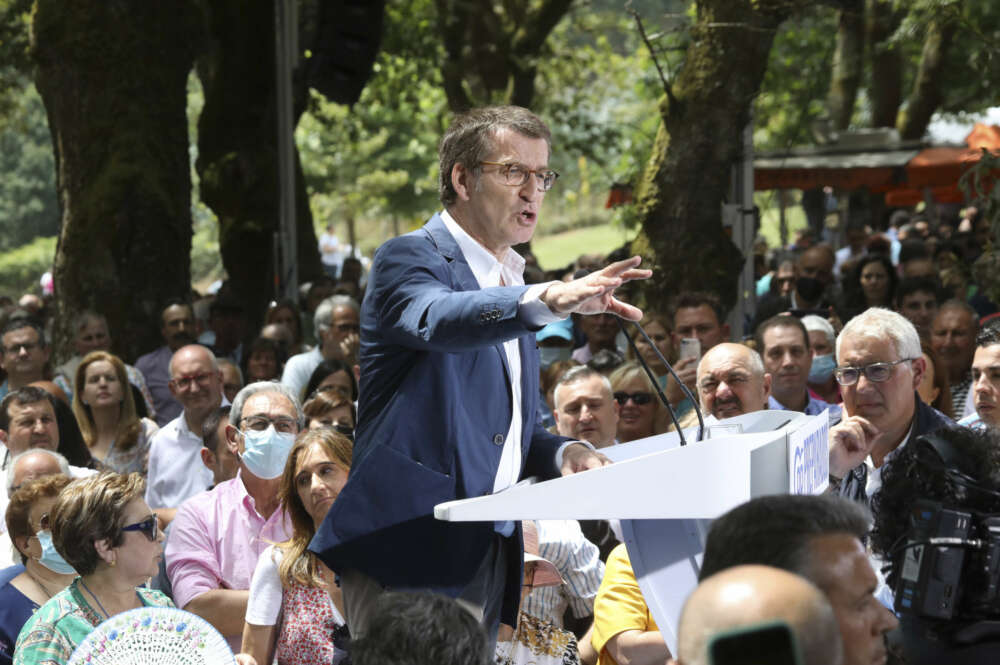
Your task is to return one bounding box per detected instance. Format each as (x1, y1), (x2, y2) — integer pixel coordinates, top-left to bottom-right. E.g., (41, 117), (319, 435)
(809, 354), (836, 384)
(35, 530), (76, 575)
(239, 425), (296, 480)
(539, 347), (571, 369)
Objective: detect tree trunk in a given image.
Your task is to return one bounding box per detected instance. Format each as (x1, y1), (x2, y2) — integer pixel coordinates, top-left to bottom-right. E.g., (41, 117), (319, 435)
(632, 0), (800, 315)
(435, 0), (573, 112)
(196, 0), (322, 337)
(898, 11), (957, 140)
(828, 2), (864, 131)
(31, 0), (204, 362)
(866, 0), (903, 128)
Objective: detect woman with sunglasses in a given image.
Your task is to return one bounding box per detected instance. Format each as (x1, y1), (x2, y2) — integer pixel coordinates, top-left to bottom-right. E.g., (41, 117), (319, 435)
(237, 428), (352, 665)
(608, 363), (670, 443)
(71, 351), (159, 475)
(1, 475), (75, 665)
(13, 472), (172, 665)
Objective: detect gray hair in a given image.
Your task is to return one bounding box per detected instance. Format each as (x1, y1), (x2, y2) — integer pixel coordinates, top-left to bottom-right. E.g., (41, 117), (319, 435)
(314, 295), (361, 334)
(217, 357), (244, 384)
(836, 307), (920, 361)
(800, 315), (835, 351)
(230, 381), (304, 429)
(438, 106), (552, 206)
(553, 365), (613, 410)
(6, 449), (70, 492)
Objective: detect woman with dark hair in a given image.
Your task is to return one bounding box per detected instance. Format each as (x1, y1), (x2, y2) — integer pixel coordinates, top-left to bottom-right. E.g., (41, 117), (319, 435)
(71, 351), (158, 475)
(265, 300), (305, 355)
(302, 358), (357, 403)
(242, 337), (286, 383)
(13, 473), (172, 665)
(837, 254), (898, 323)
(918, 339), (953, 419)
(302, 388), (355, 436)
(238, 428), (353, 665)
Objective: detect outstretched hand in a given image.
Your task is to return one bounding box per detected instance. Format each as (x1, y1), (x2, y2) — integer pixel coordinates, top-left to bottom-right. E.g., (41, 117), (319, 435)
(540, 256), (652, 321)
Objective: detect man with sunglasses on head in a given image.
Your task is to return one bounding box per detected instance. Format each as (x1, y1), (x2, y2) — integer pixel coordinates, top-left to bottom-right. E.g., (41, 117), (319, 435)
(828, 308), (955, 506)
(311, 105), (650, 642)
(145, 344), (227, 516)
(165, 381), (298, 650)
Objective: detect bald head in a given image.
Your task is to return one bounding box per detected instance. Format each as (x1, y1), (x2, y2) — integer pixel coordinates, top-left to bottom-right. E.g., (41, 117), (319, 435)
(676, 565), (842, 665)
(8, 449), (68, 492)
(696, 343), (770, 419)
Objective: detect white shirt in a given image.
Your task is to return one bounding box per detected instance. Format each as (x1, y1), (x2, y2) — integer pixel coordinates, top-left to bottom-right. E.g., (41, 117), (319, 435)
(145, 412), (215, 509)
(440, 210), (574, 495)
(521, 519), (604, 625)
(281, 346), (324, 402)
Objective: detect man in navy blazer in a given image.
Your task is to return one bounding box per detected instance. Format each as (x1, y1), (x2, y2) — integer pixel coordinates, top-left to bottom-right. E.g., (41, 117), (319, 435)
(310, 106), (650, 638)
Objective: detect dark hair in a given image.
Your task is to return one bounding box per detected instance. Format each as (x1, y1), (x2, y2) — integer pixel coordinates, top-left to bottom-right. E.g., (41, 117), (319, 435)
(438, 106), (551, 206)
(894, 276), (941, 309)
(700, 494), (871, 581)
(920, 339), (953, 419)
(754, 315), (810, 355)
(871, 428), (1000, 588)
(669, 291), (726, 328)
(976, 326), (1000, 349)
(842, 254), (898, 314)
(201, 405), (231, 454)
(898, 239), (930, 265)
(303, 358), (358, 402)
(0, 317), (46, 348)
(0, 386), (56, 431)
(351, 591), (490, 665)
(265, 299), (303, 346)
(241, 336), (287, 382)
(159, 297), (193, 325)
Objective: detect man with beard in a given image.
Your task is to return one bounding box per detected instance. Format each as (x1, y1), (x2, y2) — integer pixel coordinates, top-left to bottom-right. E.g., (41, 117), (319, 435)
(136, 300), (198, 425)
(696, 343), (770, 420)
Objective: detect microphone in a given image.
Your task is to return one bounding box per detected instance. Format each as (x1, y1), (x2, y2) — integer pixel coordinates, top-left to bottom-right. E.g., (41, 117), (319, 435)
(616, 317), (705, 444)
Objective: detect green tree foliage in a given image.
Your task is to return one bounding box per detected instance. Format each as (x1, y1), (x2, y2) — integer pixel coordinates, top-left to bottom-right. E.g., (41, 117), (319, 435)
(0, 80), (58, 251)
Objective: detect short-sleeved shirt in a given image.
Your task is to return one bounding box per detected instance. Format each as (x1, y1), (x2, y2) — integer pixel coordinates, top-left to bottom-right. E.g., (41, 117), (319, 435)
(165, 474), (291, 647)
(592, 543), (659, 665)
(13, 580), (172, 665)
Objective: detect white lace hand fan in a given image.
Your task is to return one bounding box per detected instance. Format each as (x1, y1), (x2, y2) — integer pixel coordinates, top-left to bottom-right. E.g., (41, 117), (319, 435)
(68, 607), (235, 665)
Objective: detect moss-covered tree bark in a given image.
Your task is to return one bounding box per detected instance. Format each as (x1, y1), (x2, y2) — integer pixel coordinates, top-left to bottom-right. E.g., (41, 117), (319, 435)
(897, 9), (957, 140)
(196, 0), (322, 335)
(31, 0), (204, 361)
(828, 2), (864, 131)
(867, 0), (903, 128)
(633, 0), (816, 315)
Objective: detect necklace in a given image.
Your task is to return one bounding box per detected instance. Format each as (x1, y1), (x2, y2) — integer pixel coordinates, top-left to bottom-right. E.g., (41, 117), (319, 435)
(78, 577), (112, 620)
(25, 569), (55, 600)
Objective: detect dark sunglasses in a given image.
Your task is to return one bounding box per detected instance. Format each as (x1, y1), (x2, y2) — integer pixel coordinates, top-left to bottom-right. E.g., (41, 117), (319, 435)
(613, 391), (653, 406)
(121, 514), (159, 542)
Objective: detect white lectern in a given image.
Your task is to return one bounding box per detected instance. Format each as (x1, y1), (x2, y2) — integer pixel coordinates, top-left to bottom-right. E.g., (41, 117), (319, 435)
(434, 409), (830, 654)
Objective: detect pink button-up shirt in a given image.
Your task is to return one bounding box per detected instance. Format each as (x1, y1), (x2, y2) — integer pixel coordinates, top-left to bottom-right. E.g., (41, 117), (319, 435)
(165, 472), (292, 633)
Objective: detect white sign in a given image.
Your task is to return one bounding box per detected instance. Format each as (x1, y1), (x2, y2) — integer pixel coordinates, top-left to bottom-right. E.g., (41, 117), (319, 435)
(787, 409), (829, 495)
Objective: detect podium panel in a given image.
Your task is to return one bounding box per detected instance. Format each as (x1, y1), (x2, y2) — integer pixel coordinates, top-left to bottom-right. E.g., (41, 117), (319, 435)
(434, 410), (830, 655)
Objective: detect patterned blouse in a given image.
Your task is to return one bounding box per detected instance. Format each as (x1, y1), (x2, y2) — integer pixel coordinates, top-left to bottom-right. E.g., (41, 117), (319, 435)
(13, 579), (173, 665)
(98, 418), (159, 476)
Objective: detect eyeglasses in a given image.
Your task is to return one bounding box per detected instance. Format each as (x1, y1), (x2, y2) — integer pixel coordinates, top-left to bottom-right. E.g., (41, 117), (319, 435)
(333, 322), (360, 334)
(834, 358), (914, 386)
(241, 415), (299, 434)
(613, 391), (654, 406)
(121, 515), (159, 541)
(169, 372), (214, 391)
(479, 161), (559, 191)
(4, 341), (38, 354)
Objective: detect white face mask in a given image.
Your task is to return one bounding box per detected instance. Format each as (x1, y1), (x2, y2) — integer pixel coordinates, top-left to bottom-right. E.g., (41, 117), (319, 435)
(239, 425), (296, 479)
(35, 530), (76, 575)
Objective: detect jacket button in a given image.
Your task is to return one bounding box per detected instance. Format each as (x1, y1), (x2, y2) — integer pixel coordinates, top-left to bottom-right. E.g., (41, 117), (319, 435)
(493, 434), (504, 446)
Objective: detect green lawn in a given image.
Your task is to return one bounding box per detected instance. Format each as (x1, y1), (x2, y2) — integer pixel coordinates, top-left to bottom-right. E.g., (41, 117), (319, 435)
(532, 223), (636, 272)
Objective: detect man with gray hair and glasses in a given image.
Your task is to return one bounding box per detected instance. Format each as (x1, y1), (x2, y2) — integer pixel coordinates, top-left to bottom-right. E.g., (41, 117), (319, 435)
(165, 380), (299, 650)
(828, 308), (955, 505)
(281, 294), (360, 399)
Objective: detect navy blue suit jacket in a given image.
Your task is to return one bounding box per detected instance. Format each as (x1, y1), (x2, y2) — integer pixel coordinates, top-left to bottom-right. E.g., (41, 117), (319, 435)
(310, 213), (569, 624)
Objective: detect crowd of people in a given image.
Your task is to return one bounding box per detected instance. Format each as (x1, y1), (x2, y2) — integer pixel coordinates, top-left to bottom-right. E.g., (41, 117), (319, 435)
(1, 104), (999, 665)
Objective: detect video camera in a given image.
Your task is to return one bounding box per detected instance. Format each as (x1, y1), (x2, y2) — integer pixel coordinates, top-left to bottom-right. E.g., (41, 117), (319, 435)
(875, 430), (1000, 645)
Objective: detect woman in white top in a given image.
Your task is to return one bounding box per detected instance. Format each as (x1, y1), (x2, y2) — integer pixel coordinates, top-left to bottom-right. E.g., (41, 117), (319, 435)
(71, 352), (158, 476)
(237, 427), (352, 665)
